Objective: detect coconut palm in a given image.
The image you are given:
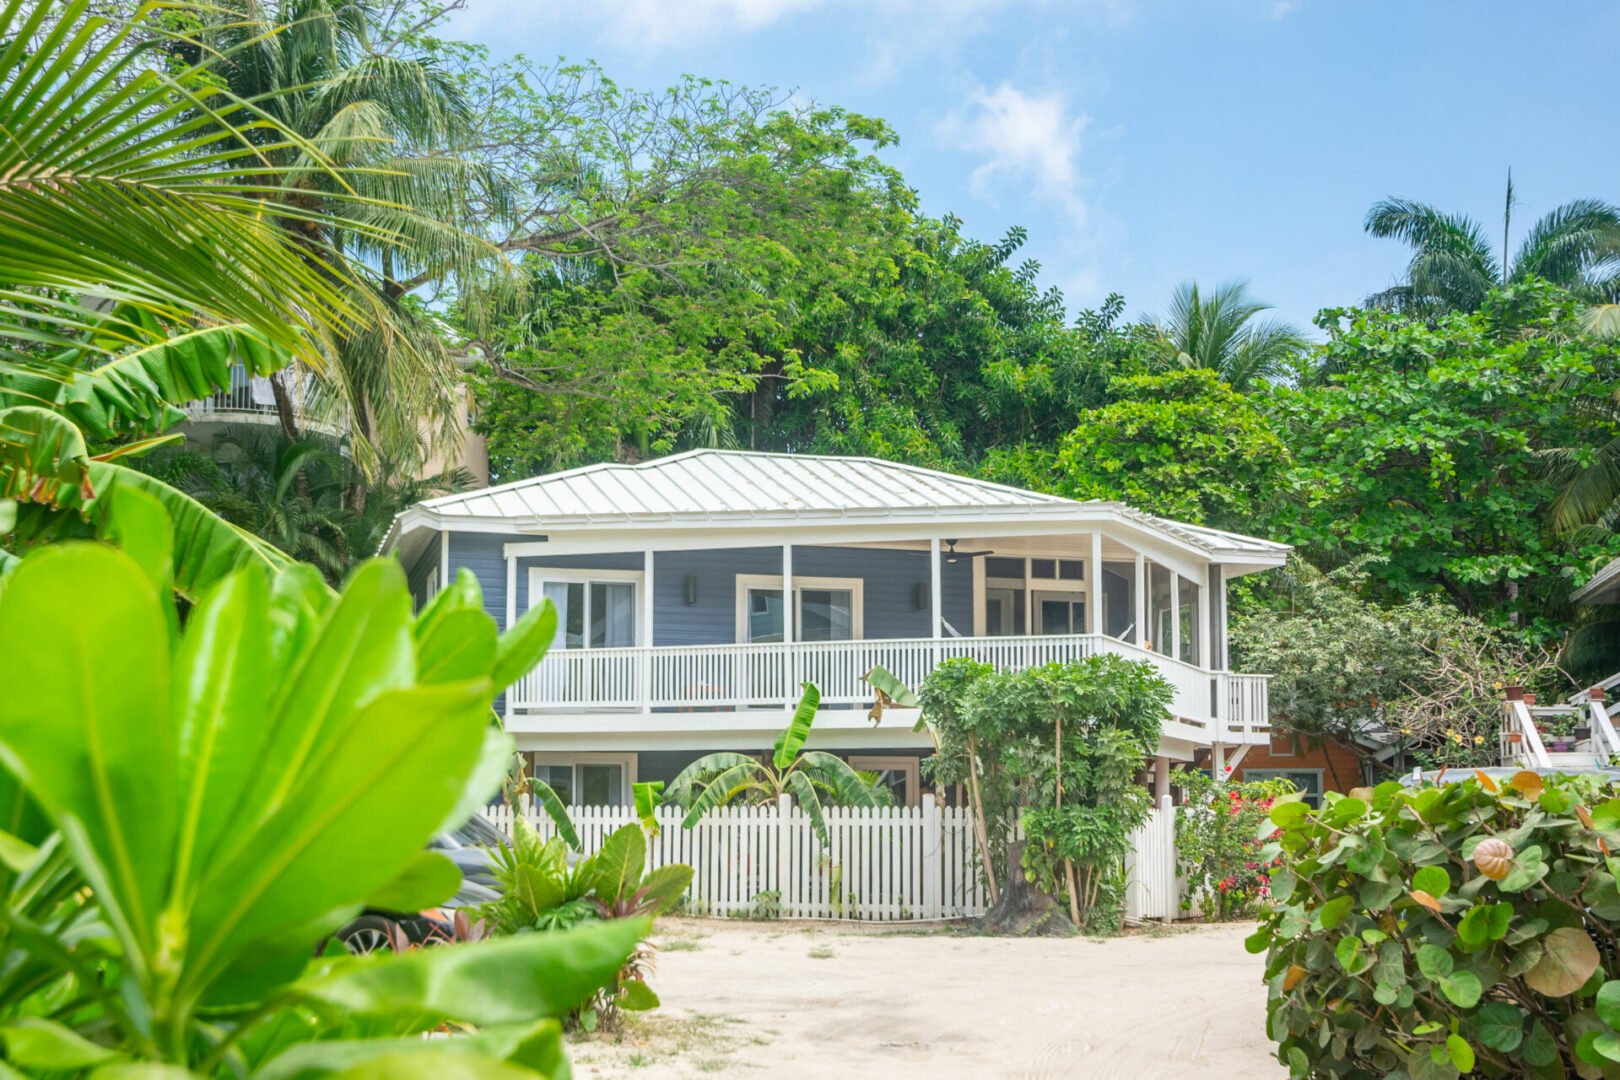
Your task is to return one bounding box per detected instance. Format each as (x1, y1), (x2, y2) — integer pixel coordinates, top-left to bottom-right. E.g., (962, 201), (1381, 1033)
(175, 0), (510, 487)
(1143, 280), (1308, 390)
(0, 0), (394, 594)
(665, 684), (881, 845)
(1365, 175), (1620, 313)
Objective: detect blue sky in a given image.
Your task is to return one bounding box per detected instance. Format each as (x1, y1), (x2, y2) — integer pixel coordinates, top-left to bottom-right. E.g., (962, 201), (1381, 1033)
(446, 0), (1620, 335)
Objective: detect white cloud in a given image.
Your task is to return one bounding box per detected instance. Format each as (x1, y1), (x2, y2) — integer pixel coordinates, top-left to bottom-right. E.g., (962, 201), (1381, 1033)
(939, 82), (1089, 225)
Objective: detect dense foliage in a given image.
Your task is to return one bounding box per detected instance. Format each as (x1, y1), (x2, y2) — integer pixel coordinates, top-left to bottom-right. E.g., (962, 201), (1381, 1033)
(0, 493), (649, 1075)
(1252, 771), (1620, 1079)
(1175, 771), (1295, 921)
(918, 656), (1171, 932)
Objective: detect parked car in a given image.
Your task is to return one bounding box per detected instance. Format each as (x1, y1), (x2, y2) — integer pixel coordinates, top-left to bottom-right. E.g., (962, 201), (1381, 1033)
(332, 816), (507, 955)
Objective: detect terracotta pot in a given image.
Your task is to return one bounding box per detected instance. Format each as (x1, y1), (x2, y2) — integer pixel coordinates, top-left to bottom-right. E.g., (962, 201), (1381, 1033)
(1593, 687), (1607, 703)
(1525, 693), (1538, 706)
(1509, 732), (1523, 744)
(1505, 685), (1525, 701)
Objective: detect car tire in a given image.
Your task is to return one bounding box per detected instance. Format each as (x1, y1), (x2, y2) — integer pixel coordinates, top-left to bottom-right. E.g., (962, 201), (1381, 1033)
(334, 914), (396, 956)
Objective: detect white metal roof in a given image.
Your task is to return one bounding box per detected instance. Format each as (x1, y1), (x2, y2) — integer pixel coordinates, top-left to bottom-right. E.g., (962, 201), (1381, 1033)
(381, 449), (1290, 566)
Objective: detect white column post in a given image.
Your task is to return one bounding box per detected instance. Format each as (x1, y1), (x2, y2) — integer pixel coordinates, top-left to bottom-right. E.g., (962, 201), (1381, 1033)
(1134, 554), (1147, 649)
(1089, 532), (1103, 635)
(930, 538), (942, 639)
(1211, 741), (1226, 783)
(439, 529), (450, 591)
(504, 550), (517, 632)
(642, 549), (655, 714)
(782, 542), (794, 705)
(1197, 574), (1211, 671)
(1153, 754), (1171, 802)
(1169, 572), (1181, 661)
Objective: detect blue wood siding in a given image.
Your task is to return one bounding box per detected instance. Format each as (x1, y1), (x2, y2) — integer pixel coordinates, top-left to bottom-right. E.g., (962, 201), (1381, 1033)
(440, 532), (973, 644)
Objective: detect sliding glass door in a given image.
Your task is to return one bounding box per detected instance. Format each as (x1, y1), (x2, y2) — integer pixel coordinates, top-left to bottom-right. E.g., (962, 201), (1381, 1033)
(530, 571), (640, 705)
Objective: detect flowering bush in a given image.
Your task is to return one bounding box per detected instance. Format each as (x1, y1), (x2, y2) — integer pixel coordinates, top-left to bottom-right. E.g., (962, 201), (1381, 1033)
(1175, 769), (1297, 920)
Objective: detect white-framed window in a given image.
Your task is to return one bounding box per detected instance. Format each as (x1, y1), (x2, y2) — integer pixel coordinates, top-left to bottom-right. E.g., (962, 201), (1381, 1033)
(849, 755), (921, 808)
(529, 752), (638, 807)
(417, 567), (439, 613)
(527, 568), (643, 649)
(734, 574), (864, 643)
(1243, 768), (1324, 809)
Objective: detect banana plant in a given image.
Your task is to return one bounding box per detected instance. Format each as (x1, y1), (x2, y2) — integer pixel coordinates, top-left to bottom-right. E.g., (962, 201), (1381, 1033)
(665, 683), (880, 846)
(0, 493), (645, 1077)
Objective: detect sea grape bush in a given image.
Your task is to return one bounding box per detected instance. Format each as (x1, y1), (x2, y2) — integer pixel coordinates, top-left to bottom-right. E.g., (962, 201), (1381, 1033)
(1251, 771), (1620, 1079)
(1175, 770), (1295, 920)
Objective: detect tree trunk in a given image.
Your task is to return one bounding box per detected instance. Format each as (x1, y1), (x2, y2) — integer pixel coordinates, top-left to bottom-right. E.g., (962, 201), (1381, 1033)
(977, 840), (1074, 937)
(269, 371), (313, 504)
(965, 736), (999, 904)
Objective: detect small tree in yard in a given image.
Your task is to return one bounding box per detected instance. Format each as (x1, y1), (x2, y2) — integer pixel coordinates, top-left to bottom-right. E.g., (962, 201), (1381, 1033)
(919, 655), (1171, 934)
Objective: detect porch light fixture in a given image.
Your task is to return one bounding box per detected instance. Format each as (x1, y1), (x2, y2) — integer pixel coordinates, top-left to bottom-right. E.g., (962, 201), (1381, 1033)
(684, 575), (698, 605)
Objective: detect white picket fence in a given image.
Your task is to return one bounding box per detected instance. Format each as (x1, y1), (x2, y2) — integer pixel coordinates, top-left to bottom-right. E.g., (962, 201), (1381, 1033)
(481, 793), (1184, 923)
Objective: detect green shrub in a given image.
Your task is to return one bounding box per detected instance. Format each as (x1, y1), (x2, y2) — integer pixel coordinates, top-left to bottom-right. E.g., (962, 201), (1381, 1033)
(1252, 770), (1620, 1078)
(1175, 770), (1295, 920)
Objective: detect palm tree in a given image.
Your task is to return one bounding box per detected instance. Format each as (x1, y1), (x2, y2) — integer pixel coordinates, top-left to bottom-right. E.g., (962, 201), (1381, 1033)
(1365, 174), (1620, 313)
(1143, 281), (1307, 389)
(0, 0), (391, 595)
(665, 684), (881, 845)
(177, 0), (509, 497)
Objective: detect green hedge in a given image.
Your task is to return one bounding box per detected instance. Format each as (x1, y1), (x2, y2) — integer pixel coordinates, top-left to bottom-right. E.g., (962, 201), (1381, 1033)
(1251, 770), (1620, 1079)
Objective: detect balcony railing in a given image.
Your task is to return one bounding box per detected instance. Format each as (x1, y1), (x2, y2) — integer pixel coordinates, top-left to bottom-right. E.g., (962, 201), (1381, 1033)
(180, 365), (341, 435)
(507, 633), (1270, 744)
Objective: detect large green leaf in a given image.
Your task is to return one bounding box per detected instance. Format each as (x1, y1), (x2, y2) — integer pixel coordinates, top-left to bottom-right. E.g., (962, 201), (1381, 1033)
(679, 762), (765, 830)
(491, 598), (557, 692)
(772, 682), (820, 770)
(0, 1017), (127, 1069)
(415, 608), (496, 685)
(185, 677), (492, 996)
(0, 405), (91, 500)
(665, 751), (757, 809)
(635, 864), (693, 915)
(0, 0), (362, 353)
(783, 769), (831, 848)
(797, 751), (882, 810)
(169, 567), (273, 902)
(435, 726), (517, 836)
(364, 851), (462, 913)
(294, 917), (648, 1025)
(0, 325), (284, 441)
(0, 543), (176, 965)
(527, 777), (579, 850)
(254, 1020), (564, 1080)
(590, 825), (646, 904)
(237, 559), (414, 829)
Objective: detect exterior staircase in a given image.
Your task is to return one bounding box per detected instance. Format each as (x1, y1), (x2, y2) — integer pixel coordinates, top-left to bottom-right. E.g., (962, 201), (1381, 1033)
(1501, 684), (1620, 771)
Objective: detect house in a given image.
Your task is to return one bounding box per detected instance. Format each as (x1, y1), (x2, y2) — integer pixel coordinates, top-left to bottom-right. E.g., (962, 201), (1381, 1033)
(380, 449), (1291, 806)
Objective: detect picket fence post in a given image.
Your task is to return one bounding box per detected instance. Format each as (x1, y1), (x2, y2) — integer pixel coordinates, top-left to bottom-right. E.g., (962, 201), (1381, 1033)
(921, 794), (941, 919)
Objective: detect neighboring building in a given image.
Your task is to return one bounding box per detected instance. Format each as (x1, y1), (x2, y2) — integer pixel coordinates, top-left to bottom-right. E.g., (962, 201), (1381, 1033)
(178, 364), (490, 487)
(380, 450), (1291, 806)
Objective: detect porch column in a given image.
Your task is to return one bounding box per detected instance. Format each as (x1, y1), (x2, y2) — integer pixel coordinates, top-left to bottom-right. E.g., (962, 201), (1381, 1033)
(1134, 554), (1146, 648)
(1088, 532), (1103, 635)
(930, 537), (943, 640)
(439, 530), (450, 591)
(504, 550), (516, 632)
(1170, 572), (1181, 661)
(642, 549), (655, 714)
(1153, 755), (1171, 802)
(781, 543), (794, 705)
(1197, 571), (1211, 671)
(1209, 563), (1227, 669)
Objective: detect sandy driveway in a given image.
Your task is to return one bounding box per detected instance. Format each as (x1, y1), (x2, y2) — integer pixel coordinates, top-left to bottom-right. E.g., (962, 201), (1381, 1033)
(568, 918), (1286, 1079)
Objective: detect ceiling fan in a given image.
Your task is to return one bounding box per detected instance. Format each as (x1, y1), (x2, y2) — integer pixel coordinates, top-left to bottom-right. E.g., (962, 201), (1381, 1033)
(943, 538), (994, 563)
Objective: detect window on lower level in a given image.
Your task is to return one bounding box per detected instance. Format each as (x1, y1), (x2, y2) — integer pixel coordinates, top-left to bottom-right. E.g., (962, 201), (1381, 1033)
(529, 754), (635, 807)
(1242, 768), (1323, 809)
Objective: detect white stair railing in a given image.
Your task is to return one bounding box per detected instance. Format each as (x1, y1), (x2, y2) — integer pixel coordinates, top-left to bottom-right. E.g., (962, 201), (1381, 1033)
(1589, 699), (1620, 763)
(1510, 699), (1553, 769)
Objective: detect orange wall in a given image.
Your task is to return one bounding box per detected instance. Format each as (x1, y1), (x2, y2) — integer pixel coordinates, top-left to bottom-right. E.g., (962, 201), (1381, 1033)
(1227, 736), (1367, 793)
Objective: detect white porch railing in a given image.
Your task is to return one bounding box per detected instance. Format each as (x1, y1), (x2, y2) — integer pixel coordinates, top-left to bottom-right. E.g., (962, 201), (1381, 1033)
(507, 633), (1270, 742)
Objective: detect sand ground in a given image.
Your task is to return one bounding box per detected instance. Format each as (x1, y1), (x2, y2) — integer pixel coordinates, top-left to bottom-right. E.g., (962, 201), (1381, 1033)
(567, 917), (1287, 1079)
